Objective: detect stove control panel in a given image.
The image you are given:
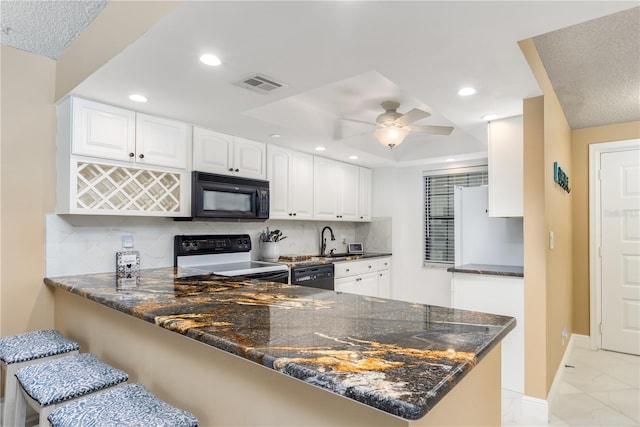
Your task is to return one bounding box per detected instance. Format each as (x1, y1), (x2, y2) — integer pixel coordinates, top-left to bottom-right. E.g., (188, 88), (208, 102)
(174, 234), (252, 263)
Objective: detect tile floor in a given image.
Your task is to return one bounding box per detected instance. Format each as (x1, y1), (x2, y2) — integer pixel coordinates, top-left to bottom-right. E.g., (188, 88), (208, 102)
(503, 339), (640, 426)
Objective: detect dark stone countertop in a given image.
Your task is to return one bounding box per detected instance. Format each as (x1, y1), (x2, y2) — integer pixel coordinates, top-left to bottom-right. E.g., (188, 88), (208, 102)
(447, 264), (524, 277)
(278, 252), (392, 268)
(45, 267), (515, 421)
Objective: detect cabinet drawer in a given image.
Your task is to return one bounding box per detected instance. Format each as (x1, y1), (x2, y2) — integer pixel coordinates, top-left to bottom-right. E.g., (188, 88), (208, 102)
(334, 259), (376, 278)
(377, 257), (391, 271)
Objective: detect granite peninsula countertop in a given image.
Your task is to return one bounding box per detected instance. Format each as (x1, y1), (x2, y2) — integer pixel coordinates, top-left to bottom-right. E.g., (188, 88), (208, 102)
(447, 264), (524, 277)
(45, 267), (515, 421)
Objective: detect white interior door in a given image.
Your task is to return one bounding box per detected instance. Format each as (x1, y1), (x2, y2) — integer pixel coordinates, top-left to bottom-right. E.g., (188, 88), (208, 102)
(601, 148), (640, 355)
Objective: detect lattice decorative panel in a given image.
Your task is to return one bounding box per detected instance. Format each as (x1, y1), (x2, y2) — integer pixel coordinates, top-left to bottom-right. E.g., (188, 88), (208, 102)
(76, 162), (181, 212)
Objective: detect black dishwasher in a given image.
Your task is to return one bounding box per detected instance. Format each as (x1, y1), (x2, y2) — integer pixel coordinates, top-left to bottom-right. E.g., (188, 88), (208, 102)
(291, 264), (334, 290)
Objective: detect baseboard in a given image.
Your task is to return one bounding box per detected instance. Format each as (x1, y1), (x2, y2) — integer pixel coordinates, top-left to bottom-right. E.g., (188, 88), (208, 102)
(520, 333), (588, 423)
(521, 395), (548, 423)
(547, 333), (587, 413)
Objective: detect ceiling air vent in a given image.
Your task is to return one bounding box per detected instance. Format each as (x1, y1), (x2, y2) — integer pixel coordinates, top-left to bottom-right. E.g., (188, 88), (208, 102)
(234, 74), (285, 94)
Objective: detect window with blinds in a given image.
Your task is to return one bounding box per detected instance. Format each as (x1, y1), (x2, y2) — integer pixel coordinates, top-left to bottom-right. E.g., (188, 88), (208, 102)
(424, 169), (488, 265)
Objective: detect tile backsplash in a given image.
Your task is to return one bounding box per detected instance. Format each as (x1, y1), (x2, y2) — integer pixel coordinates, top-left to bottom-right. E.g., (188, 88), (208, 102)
(45, 214), (392, 276)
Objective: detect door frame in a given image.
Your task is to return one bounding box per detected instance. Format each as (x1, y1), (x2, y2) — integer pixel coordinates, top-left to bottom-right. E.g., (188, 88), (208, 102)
(589, 138), (640, 350)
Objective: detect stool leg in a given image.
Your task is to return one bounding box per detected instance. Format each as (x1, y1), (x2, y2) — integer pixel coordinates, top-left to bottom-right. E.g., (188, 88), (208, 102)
(39, 405), (55, 427)
(13, 377), (26, 427)
(2, 363), (18, 427)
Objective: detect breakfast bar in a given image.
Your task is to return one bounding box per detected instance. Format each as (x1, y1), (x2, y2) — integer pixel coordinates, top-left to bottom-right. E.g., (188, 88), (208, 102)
(45, 267), (515, 426)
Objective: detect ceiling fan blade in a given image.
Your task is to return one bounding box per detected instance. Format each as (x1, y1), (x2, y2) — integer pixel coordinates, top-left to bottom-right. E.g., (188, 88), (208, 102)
(340, 117), (378, 126)
(408, 125), (454, 135)
(395, 108), (431, 126)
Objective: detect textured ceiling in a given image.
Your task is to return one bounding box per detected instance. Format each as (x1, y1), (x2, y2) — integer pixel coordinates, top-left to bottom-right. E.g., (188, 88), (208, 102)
(0, 0), (108, 59)
(534, 7), (640, 129)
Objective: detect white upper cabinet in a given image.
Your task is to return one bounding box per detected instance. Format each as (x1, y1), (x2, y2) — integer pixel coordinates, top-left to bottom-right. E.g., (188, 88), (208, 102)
(135, 113), (190, 169)
(358, 167), (372, 221)
(267, 145), (313, 220)
(488, 116), (523, 217)
(339, 162), (359, 221)
(70, 97), (189, 170)
(192, 127), (232, 173)
(313, 157), (340, 220)
(193, 127), (266, 179)
(72, 98), (136, 161)
(313, 157), (369, 222)
(233, 137), (267, 179)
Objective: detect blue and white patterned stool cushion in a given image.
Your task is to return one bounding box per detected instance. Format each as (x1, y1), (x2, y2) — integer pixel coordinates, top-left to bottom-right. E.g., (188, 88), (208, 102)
(0, 329), (79, 364)
(47, 383), (199, 427)
(15, 353), (128, 406)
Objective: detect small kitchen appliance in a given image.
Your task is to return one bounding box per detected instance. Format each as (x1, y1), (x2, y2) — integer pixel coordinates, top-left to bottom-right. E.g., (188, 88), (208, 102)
(347, 242), (364, 254)
(174, 234), (289, 283)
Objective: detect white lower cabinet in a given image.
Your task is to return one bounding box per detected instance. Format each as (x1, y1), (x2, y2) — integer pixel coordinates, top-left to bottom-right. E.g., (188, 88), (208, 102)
(451, 273), (524, 393)
(334, 257), (391, 298)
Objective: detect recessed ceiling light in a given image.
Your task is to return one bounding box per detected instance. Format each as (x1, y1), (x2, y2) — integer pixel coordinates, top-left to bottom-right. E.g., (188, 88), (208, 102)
(446, 158), (455, 162)
(482, 114), (499, 121)
(199, 54), (222, 66)
(349, 155), (359, 160)
(129, 94), (147, 103)
(457, 87), (477, 96)
(315, 146), (326, 151)
(270, 134), (281, 139)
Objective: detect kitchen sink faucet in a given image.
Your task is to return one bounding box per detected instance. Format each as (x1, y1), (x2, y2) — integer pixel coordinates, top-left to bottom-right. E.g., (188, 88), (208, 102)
(320, 226), (335, 256)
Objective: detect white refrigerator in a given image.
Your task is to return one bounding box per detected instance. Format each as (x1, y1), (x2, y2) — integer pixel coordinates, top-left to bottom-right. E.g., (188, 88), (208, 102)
(454, 185), (523, 267)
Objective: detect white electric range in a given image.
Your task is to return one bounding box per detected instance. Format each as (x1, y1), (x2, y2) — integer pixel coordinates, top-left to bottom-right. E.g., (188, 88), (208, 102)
(174, 234), (289, 282)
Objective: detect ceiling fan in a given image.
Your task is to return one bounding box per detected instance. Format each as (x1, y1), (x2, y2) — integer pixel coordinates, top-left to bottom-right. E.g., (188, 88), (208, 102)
(350, 101), (454, 148)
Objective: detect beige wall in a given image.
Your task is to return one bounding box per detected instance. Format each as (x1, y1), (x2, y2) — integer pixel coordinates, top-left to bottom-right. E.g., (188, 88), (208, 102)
(541, 88), (573, 390)
(571, 121), (640, 335)
(0, 46), (57, 335)
(523, 96), (548, 399)
(520, 38), (575, 397)
(0, 1), (180, 336)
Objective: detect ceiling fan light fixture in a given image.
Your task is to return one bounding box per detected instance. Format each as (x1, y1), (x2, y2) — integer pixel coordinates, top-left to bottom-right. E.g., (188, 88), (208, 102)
(374, 126), (409, 149)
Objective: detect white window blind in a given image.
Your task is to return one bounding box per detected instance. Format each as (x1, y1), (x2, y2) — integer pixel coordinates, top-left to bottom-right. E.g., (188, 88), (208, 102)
(424, 169), (488, 264)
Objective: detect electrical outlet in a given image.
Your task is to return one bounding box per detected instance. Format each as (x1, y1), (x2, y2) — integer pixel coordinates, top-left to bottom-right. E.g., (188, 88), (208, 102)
(122, 234), (134, 249)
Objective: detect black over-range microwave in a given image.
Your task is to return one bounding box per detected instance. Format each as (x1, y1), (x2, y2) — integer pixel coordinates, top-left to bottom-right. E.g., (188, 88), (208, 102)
(181, 171), (270, 221)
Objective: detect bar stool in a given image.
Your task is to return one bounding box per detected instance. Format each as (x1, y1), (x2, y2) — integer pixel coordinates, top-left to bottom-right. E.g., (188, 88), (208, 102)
(0, 330), (79, 427)
(13, 353), (128, 427)
(47, 383), (199, 427)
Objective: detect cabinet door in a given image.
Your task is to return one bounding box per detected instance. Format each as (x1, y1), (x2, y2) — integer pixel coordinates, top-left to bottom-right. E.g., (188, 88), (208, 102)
(289, 151), (314, 219)
(135, 114), (190, 169)
(358, 167), (372, 221)
(378, 270), (391, 298)
(338, 162), (359, 220)
(267, 145), (291, 219)
(357, 273), (379, 297)
(192, 127), (233, 174)
(72, 98), (135, 161)
(234, 137), (266, 179)
(488, 116), (523, 217)
(335, 277), (357, 294)
(313, 157), (339, 220)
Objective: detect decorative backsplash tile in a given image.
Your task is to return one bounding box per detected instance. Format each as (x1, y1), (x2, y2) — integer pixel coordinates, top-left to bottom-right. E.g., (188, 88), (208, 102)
(45, 214), (383, 276)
